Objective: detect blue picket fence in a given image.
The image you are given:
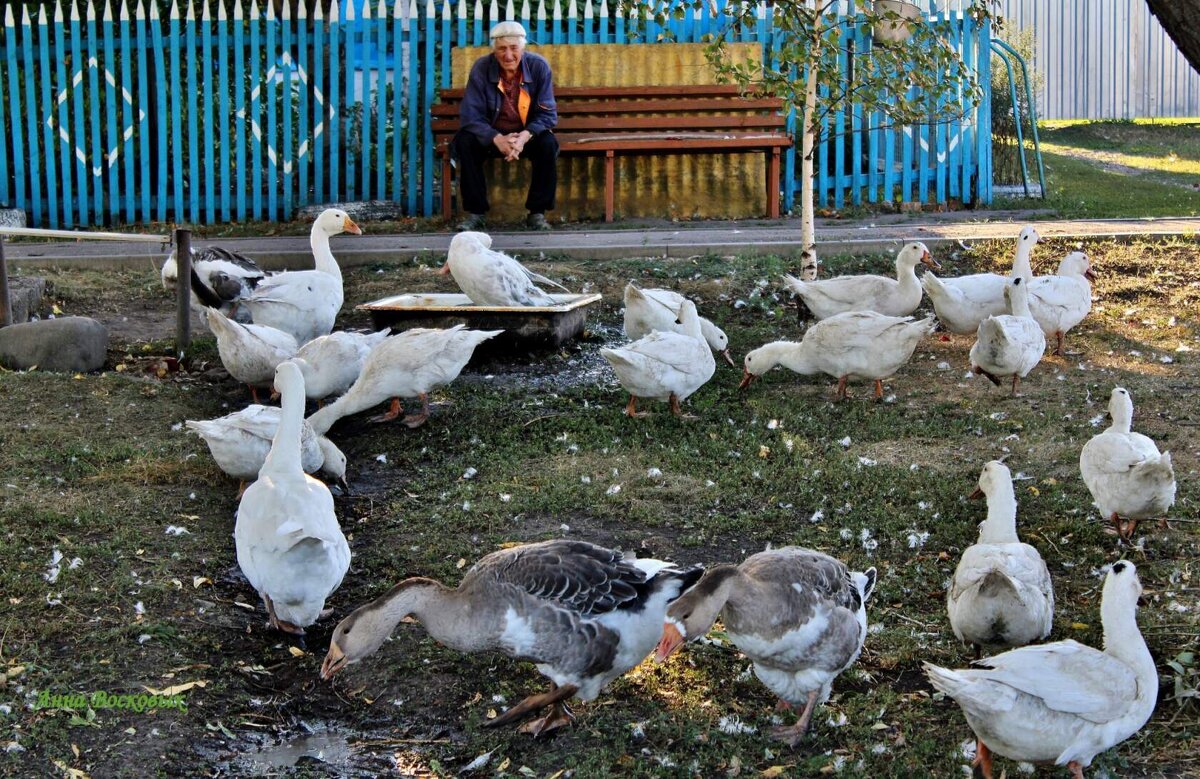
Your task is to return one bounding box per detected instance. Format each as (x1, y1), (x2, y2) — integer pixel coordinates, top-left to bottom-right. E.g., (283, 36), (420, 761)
(0, 0), (991, 228)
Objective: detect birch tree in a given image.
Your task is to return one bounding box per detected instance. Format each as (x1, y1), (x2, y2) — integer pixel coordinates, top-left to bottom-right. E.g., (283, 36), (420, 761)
(625, 0), (995, 279)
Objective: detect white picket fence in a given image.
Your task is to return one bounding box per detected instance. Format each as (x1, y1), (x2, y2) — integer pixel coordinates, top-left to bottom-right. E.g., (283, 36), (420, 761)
(998, 0), (1200, 120)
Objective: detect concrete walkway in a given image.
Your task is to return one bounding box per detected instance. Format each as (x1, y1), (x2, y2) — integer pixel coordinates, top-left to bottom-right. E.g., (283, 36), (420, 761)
(5, 213), (1199, 269)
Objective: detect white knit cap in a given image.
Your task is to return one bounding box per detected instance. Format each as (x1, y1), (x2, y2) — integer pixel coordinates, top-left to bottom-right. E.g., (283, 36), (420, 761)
(490, 21), (527, 40)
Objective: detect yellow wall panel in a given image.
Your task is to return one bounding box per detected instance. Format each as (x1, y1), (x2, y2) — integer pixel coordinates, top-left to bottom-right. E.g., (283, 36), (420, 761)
(447, 43), (775, 222)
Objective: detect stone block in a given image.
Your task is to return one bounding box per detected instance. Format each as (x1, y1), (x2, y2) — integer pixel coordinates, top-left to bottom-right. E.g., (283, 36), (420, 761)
(0, 316), (109, 372)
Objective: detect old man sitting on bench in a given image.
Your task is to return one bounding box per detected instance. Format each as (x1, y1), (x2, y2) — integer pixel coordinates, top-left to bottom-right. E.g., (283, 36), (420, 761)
(452, 21), (559, 232)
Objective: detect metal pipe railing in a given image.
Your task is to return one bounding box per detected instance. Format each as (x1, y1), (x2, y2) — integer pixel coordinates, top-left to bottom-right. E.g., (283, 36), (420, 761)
(0, 226), (191, 357)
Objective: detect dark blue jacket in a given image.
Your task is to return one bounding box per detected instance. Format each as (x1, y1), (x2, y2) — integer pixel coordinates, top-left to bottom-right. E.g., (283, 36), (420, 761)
(459, 51), (558, 144)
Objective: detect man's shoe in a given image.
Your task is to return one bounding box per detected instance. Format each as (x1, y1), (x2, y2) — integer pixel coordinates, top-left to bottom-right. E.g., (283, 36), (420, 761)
(457, 213), (486, 232)
(526, 213), (551, 231)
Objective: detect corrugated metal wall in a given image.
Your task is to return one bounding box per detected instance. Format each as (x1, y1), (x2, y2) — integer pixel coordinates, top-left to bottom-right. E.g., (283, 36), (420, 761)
(998, 0), (1200, 119)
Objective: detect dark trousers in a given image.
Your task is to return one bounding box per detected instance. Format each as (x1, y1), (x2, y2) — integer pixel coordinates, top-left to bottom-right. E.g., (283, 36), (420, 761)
(451, 130), (559, 215)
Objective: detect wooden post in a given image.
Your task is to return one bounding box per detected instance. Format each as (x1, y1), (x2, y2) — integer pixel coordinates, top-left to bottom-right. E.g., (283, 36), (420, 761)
(175, 228), (191, 357)
(0, 235), (11, 327)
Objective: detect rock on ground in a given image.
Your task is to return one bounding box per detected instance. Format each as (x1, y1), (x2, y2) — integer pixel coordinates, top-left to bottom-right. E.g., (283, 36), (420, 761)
(0, 316), (109, 372)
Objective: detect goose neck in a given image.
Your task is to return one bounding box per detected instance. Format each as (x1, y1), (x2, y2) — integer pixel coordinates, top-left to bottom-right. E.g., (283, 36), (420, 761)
(376, 578), (486, 651)
(1011, 243), (1035, 283)
(978, 481), (1019, 543)
(310, 227), (342, 281)
(1101, 600), (1156, 692)
(262, 373), (306, 476)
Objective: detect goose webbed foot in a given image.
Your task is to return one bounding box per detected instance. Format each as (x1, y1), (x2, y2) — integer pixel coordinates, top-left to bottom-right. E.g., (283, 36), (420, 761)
(369, 397), (404, 423)
(401, 393), (430, 428)
(768, 690), (818, 749)
(517, 701), (575, 736)
(624, 396), (649, 418)
(484, 683), (578, 730)
(669, 393), (696, 419)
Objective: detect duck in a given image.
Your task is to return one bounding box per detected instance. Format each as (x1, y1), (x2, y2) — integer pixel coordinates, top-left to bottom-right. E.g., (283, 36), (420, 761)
(193, 209), (362, 344)
(162, 245), (265, 319)
(442, 231), (569, 307)
(185, 404), (348, 495)
(1080, 387), (1176, 539)
(622, 283), (735, 367)
(947, 461), (1054, 653)
(204, 308), (299, 402)
(319, 539), (703, 736)
(921, 225), (1041, 334)
(969, 276), (1045, 396)
(306, 325), (502, 433)
(738, 311), (934, 401)
(925, 560), (1157, 779)
(600, 299), (716, 417)
(1027, 252), (1095, 355)
(234, 361), (351, 637)
(654, 547), (876, 747)
(781, 241), (938, 320)
(290, 328), (391, 404)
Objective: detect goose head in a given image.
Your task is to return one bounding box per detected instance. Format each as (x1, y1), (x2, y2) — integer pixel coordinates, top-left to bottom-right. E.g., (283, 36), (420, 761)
(699, 320), (735, 367)
(317, 436), (350, 494)
(968, 459), (1012, 500)
(321, 579), (436, 680)
(442, 231), (492, 274)
(1102, 560), (1143, 618)
(1018, 225), (1040, 247)
(897, 241), (939, 272)
(314, 208), (363, 237)
(654, 565), (739, 662)
(739, 344), (775, 390)
(1108, 386), (1134, 429)
(1003, 275), (1032, 316)
(1058, 251), (1095, 282)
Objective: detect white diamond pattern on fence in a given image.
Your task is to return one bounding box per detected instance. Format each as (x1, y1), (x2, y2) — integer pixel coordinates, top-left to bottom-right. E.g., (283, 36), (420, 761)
(239, 52), (335, 177)
(45, 57), (145, 177)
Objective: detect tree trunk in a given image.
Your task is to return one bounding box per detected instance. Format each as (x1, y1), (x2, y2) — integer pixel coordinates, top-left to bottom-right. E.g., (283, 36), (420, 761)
(1145, 0), (1200, 75)
(798, 16), (821, 281)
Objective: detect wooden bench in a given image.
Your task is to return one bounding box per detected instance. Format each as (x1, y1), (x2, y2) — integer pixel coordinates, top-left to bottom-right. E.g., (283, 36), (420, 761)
(432, 83), (792, 222)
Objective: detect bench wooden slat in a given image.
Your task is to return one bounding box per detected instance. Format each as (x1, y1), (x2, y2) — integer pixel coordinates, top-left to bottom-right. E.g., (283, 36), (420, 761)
(431, 114), (787, 134)
(438, 84), (762, 100)
(431, 97), (785, 117)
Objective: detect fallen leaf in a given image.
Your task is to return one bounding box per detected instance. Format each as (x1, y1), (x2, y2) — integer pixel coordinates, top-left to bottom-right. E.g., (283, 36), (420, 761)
(1070, 622), (1089, 630)
(287, 647), (306, 658)
(456, 558), (467, 569)
(497, 758), (511, 772)
(192, 577), (211, 589)
(142, 680), (207, 696)
(760, 767), (793, 778)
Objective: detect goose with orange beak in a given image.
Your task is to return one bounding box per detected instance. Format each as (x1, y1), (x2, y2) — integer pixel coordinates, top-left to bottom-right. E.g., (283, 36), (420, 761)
(654, 548), (875, 747)
(782, 241), (938, 320)
(738, 311), (934, 401)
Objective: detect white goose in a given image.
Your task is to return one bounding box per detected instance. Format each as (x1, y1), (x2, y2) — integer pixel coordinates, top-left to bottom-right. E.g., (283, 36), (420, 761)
(1080, 387), (1176, 538)
(162, 245), (265, 319)
(320, 539), (702, 736)
(290, 328), (391, 403)
(306, 325), (501, 433)
(622, 283), (735, 367)
(195, 209), (362, 344)
(782, 241), (938, 320)
(205, 309), (299, 402)
(947, 461), (1054, 652)
(921, 225), (1041, 334)
(1027, 252), (1095, 355)
(655, 548), (876, 747)
(926, 561), (1157, 779)
(600, 300), (716, 417)
(185, 405), (348, 494)
(969, 277), (1045, 396)
(442, 231), (569, 307)
(739, 311), (934, 400)
(234, 362), (351, 636)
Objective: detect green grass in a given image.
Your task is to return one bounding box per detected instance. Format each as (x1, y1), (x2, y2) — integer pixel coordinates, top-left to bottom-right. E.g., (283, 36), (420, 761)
(996, 119), (1200, 218)
(0, 238), (1197, 777)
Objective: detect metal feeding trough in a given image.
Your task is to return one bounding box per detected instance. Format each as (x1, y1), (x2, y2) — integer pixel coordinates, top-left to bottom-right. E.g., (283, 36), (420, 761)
(356, 292), (604, 351)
